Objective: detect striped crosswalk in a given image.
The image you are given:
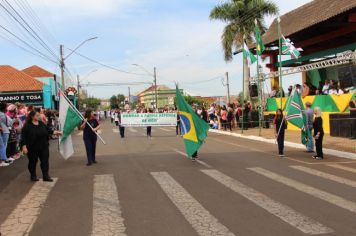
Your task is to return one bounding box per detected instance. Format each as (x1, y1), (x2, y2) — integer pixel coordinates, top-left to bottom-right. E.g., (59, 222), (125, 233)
(2, 163), (356, 235)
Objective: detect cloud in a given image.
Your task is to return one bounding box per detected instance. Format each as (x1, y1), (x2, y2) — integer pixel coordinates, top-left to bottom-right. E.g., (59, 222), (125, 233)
(31, 0), (142, 18)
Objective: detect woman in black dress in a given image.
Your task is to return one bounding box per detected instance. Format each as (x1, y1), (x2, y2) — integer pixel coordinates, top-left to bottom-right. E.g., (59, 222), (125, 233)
(313, 107), (324, 160)
(81, 109), (101, 166)
(21, 110), (61, 181)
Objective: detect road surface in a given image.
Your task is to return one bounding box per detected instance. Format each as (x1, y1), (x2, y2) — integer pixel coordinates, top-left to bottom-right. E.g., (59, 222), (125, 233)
(1, 120), (356, 236)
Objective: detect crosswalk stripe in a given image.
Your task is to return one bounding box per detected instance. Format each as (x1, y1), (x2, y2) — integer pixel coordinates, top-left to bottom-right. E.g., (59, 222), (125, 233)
(159, 128), (171, 132)
(0, 179), (58, 235)
(249, 167), (356, 214)
(112, 128), (119, 133)
(202, 169), (333, 235)
(291, 166), (356, 188)
(327, 164), (356, 174)
(92, 175), (126, 236)
(151, 172), (235, 236)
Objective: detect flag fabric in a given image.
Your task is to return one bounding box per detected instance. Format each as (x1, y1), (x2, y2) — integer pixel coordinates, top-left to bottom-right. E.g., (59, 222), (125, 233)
(175, 86), (209, 158)
(285, 90), (311, 145)
(281, 35), (301, 59)
(243, 42), (257, 65)
(59, 94), (82, 159)
(255, 25), (265, 55)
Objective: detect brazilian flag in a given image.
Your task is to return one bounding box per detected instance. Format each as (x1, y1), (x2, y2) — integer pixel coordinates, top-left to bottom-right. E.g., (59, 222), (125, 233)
(176, 86), (209, 158)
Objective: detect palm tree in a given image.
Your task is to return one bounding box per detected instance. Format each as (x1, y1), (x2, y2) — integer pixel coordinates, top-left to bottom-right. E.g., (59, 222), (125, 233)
(210, 0), (278, 98)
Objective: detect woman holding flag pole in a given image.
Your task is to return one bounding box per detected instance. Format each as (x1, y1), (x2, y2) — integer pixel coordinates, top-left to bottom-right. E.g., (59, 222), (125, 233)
(81, 109), (101, 166)
(21, 110), (62, 182)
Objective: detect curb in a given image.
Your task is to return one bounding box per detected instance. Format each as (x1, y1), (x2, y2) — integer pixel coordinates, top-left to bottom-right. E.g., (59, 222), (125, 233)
(209, 129), (356, 160)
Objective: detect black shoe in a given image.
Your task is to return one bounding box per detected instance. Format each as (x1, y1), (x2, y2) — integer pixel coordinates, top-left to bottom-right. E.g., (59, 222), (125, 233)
(43, 177), (54, 182)
(31, 177), (39, 182)
(93, 160), (97, 164)
(86, 163), (92, 166)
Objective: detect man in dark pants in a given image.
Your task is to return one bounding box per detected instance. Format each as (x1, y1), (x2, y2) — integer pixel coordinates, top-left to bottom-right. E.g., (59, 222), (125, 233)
(118, 110), (125, 138)
(146, 126), (152, 138)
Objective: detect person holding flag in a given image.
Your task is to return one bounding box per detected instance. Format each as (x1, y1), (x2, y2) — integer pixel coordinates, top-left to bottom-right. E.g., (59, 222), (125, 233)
(21, 110), (62, 182)
(81, 109), (101, 166)
(285, 88), (312, 152)
(175, 86), (209, 161)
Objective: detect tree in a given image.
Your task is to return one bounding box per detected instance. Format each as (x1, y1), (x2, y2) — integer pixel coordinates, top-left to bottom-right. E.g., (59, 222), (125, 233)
(117, 94), (125, 105)
(81, 97), (101, 110)
(210, 0), (278, 98)
(110, 95), (118, 109)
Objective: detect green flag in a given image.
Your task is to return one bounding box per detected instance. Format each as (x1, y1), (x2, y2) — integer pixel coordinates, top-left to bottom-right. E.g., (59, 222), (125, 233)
(285, 90), (311, 145)
(255, 25), (265, 55)
(175, 86), (209, 158)
(59, 94), (82, 159)
(243, 42), (257, 65)
(281, 35), (301, 59)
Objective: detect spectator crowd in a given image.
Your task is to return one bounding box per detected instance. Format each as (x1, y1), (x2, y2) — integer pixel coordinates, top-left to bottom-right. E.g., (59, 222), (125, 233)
(0, 102), (59, 167)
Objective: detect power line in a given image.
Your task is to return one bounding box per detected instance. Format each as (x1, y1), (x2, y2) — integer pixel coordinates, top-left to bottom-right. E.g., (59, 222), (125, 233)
(65, 48), (150, 77)
(0, 0), (59, 61)
(0, 24), (59, 64)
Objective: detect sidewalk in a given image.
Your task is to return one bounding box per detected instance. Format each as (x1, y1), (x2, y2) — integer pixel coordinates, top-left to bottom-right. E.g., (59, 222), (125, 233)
(210, 127), (356, 159)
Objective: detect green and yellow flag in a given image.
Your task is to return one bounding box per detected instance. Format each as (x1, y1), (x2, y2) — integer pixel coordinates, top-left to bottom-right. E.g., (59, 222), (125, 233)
(255, 23), (265, 55)
(176, 86), (209, 158)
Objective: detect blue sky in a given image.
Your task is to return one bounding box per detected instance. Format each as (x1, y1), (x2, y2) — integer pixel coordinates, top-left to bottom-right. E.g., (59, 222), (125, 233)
(0, 0), (311, 98)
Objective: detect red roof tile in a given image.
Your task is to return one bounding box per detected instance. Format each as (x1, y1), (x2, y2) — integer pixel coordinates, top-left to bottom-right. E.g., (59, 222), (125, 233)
(0, 65), (43, 92)
(22, 65), (54, 78)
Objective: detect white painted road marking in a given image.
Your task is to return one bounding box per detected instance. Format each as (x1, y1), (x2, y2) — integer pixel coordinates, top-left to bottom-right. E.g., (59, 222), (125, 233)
(327, 164), (356, 174)
(202, 169), (333, 235)
(249, 167), (356, 214)
(112, 128), (119, 133)
(0, 179), (57, 235)
(291, 165), (356, 188)
(173, 149), (212, 168)
(92, 175), (126, 236)
(159, 128), (171, 132)
(77, 131), (83, 136)
(151, 172), (235, 236)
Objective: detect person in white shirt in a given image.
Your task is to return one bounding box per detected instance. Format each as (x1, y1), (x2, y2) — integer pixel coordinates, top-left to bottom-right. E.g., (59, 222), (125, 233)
(322, 81), (330, 95)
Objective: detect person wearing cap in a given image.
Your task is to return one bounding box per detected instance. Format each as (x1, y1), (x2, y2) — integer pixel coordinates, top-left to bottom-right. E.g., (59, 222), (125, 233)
(305, 101), (314, 153)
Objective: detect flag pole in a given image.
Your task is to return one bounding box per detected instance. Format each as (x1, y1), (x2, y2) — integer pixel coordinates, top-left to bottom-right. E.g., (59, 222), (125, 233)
(241, 35), (245, 134)
(255, 19), (262, 136)
(59, 90), (106, 145)
(277, 17), (283, 112)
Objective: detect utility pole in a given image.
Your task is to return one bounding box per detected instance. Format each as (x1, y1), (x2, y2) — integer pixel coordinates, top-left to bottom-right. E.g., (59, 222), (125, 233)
(77, 75), (80, 109)
(60, 45), (65, 90)
(226, 72), (231, 105)
(154, 67), (158, 109)
(128, 86), (131, 105)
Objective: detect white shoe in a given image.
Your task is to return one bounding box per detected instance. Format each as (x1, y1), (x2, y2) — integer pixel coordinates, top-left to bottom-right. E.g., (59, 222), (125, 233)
(0, 162), (10, 167)
(8, 157), (15, 161)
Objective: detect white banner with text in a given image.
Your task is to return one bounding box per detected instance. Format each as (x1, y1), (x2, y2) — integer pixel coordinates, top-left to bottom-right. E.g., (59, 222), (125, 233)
(121, 113), (177, 127)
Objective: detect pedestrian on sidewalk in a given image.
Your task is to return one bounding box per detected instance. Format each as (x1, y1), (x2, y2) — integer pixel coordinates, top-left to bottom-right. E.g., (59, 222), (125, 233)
(304, 102), (314, 153)
(313, 107), (324, 160)
(0, 103), (13, 167)
(227, 107), (234, 131)
(274, 109), (287, 157)
(81, 109), (101, 166)
(21, 110), (62, 181)
(221, 106), (228, 131)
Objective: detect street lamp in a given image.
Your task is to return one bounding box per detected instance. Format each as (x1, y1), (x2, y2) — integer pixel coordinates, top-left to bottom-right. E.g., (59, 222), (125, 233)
(60, 37), (98, 90)
(132, 64), (158, 109)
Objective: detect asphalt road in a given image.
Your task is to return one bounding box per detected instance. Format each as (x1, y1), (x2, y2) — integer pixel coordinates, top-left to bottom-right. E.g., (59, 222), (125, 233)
(1, 120), (356, 236)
